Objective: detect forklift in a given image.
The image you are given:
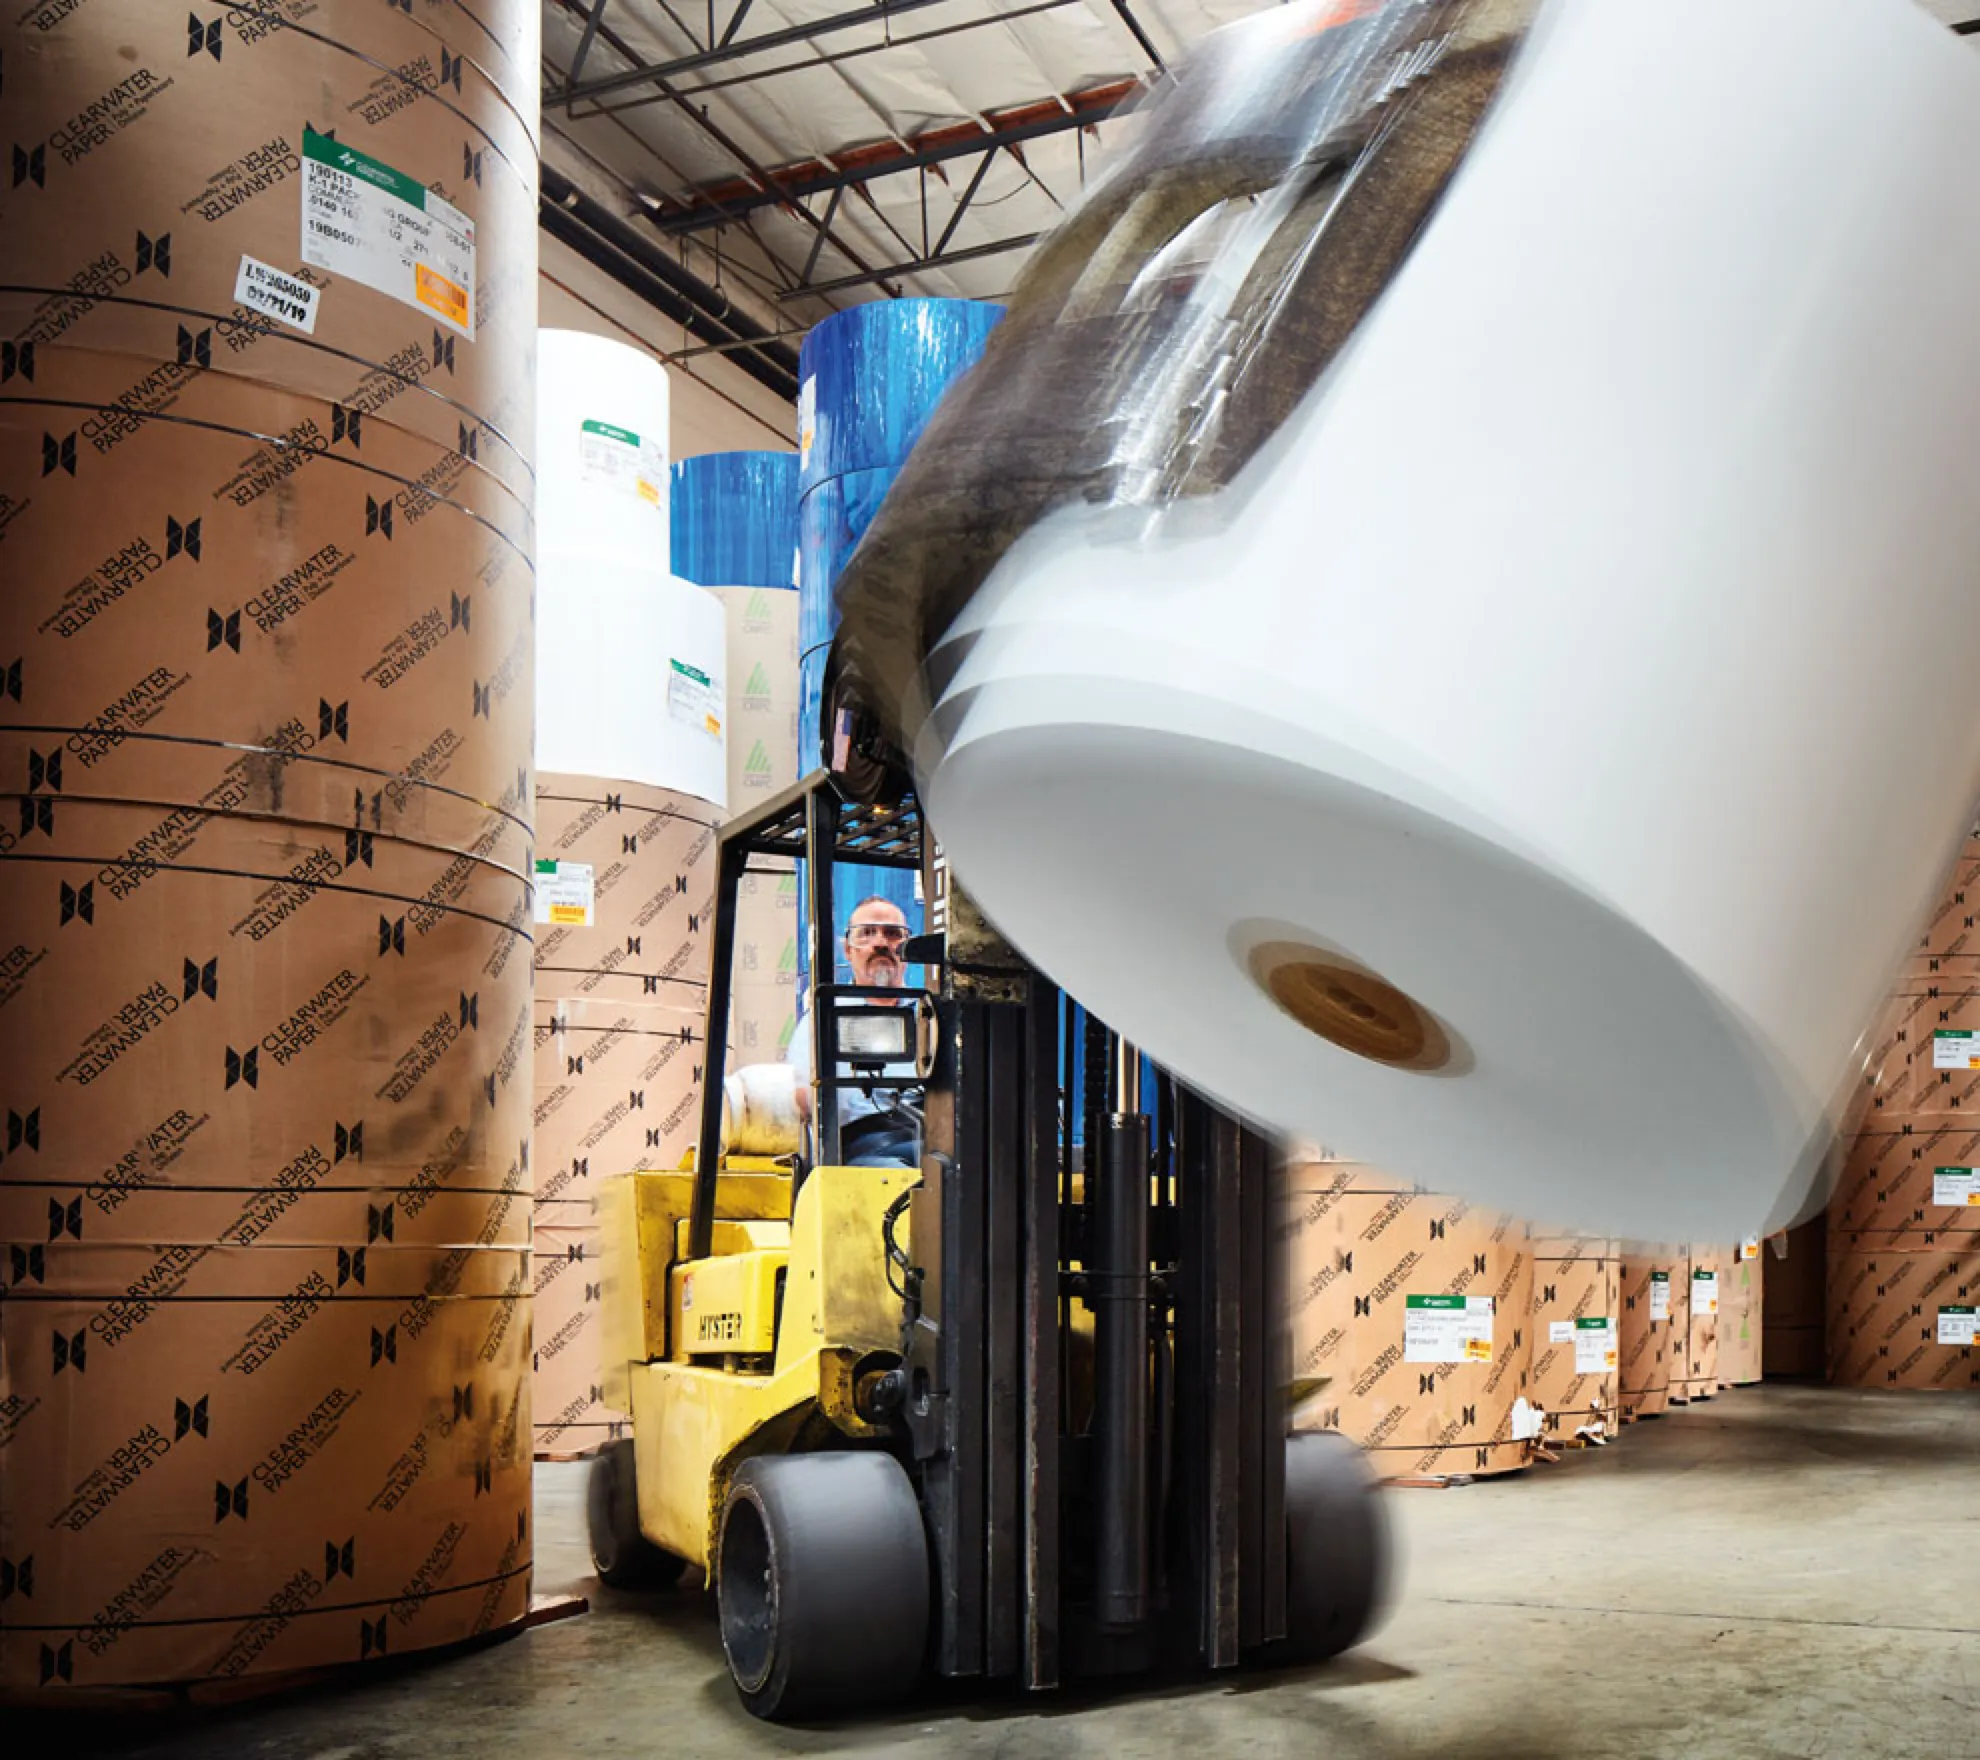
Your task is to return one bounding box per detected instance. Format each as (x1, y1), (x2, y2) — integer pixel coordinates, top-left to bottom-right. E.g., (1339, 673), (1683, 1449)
(588, 767), (1387, 1719)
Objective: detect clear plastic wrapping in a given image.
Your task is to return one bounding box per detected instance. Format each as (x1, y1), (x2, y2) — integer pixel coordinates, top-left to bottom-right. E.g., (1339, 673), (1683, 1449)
(826, 0), (1539, 785)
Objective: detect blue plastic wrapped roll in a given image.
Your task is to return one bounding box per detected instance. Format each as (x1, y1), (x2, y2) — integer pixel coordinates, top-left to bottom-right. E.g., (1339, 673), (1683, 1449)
(792, 299), (998, 1001)
(669, 450), (800, 589)
(798, 299), (1002, 495)
(797, 468), (897, 661)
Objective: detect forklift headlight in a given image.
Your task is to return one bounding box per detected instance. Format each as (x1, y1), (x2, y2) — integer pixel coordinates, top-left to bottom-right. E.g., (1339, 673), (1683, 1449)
(834, 1007), (915, 1066)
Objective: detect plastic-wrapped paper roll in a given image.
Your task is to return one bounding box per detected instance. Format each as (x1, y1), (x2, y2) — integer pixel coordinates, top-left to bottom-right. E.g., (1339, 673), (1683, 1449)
(671, 451), (800, 592)
(907, 0), (1980, 1244)
(537, 560), (727, 806)
(537, 329), (671, 568)
(797, 300), (1001, 494)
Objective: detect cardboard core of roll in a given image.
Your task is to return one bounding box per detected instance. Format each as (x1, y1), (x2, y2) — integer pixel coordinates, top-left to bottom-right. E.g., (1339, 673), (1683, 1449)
(1251, 943), (1452, 1072)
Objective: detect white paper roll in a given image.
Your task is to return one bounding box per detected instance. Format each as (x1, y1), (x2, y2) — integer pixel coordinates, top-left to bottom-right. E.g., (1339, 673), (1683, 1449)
(537, 328), (671, 570)
(537, 556), (727, 806)
(917, 0), (1980, 1242)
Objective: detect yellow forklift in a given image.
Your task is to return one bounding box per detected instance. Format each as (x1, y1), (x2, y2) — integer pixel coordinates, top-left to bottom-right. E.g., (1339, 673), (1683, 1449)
(588, 769), (1387, 1719)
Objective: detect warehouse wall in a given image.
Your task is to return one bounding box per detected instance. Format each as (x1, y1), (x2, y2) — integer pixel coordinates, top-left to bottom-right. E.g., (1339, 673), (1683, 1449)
(540, 229), (796, 459)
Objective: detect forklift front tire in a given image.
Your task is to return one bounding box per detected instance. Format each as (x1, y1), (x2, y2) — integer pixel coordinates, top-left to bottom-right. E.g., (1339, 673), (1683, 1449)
(587, 1438), (688, 1590)
(718, 1451), (930, 1720)
(1264, 1430), (1390, 1664)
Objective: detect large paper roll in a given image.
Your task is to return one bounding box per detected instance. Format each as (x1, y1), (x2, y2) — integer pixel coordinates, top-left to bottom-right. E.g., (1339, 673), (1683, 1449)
(537, 328), (671, 569)
(915, 0), (1980, 1242)
(537, 559), (727, 805)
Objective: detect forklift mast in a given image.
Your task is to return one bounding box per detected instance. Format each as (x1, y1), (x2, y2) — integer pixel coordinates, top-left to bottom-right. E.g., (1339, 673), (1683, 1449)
(693, 771), (1290, 1690)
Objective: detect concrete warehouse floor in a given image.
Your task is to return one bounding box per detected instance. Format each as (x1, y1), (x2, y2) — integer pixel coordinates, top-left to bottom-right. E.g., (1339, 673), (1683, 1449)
(24, 1384), (1980, 1760)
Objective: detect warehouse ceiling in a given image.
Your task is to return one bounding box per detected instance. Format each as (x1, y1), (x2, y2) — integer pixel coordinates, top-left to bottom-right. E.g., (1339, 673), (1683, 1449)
(538, 0), (1980, 402)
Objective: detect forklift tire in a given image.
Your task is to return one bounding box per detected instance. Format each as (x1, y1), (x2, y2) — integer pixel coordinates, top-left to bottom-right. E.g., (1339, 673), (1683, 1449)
(1264, 1430), (1390, 1664)
(718, 1451), (930, 1720)
(587, 1439), (688, 1590)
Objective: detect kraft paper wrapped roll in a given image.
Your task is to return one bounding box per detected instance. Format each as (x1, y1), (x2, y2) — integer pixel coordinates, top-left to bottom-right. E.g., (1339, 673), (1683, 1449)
(915, 0), (1980, 1243)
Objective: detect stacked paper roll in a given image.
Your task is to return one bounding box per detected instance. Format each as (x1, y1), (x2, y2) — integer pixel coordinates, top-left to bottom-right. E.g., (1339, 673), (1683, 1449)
(1527, 1236), (1620, 1446)
(1284, 1159), (1532, 1482)
(795, 301), (997, 991)
(916, 0), (1980, 1246)
(1718, 1240), (1764, 1387)
(0, 0), (538, 1691)
(532, 334), (725, 1456)
(1827, 833), (1980, 1392)
(1618, 1251), (1677, 1420)
(1670, 1248), (1723, 1404)
(1763, 1218), (1826, 1379)
(671, 452), (802, 1068)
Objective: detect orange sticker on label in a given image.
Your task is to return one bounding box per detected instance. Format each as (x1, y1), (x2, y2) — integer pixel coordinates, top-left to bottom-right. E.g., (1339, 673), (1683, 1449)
(416, 264), (469, 328)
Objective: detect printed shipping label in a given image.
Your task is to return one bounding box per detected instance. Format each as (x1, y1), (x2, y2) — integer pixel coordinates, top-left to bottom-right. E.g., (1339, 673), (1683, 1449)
(1548, 1320), (1575, 1344)
(1739, 1234), (1761, 1262)
(1934, 1030), (1980, 1070)
(233, 255), (320, 334)
(1574, 1316), (1619, 1374)
(1649, 1271), (1671, 1322)
(533, 860), (595, 928)
(300, 127), (475, 338)
(1691, 1269), (1719, 1317)
(1933, 1167), (1980, 1207)
(1404, 1294), (1494, 1365)
(1938, 1305), (1978, 1347)
(797, 376), (816, 470)
(577, 419), (666, 505)
(668, 658), (722, 740)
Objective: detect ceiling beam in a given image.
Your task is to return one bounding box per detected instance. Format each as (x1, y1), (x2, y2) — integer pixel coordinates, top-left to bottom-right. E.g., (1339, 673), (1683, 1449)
(654, 79), (1140, 234)
(540, 164), (803, 400)
(779, 230), (1042, 300)
(566, 0), (962, 101)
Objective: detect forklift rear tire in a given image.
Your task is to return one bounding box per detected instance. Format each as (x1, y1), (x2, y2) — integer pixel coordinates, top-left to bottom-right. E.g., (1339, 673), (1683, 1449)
(587, 1438), (688, 1590)
(1265, 1430), (1389, 1664)
(718, 1451), (929, 1720)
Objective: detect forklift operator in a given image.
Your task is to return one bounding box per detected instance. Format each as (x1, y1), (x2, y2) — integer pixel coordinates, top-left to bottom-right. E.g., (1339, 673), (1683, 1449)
(788, 894), (921, 1168)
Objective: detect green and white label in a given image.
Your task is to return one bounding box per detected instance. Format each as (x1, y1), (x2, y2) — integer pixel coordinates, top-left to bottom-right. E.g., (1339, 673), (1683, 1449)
(1649, 1271), (1671, 1322)
(1934, 1166), (1980, 1207)
(1938, 1305), (1978, 1346)
(1404, 1294), (1494, 1364)
(1574, 1315), (1619, 1374)
(1934, 1030), (1980, 1070)
(1691, 1269), (1719, 1317)
(577, 418), (666, 505)
(533, 860), (594, 927)
(668, 657), (722, 739)
(301, 127), (475, 337)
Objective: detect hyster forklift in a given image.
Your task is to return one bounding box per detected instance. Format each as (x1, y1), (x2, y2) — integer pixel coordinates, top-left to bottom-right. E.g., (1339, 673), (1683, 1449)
(588, 768), (1386, 1720)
